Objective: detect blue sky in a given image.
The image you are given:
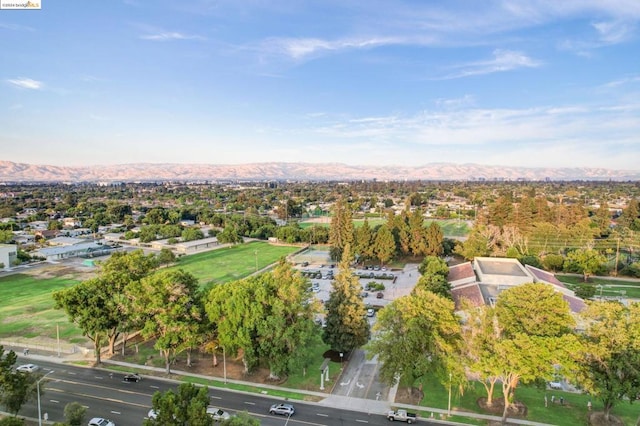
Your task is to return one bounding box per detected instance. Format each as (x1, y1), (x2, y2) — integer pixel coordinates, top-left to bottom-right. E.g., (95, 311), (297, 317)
(1, 0), (639, 169)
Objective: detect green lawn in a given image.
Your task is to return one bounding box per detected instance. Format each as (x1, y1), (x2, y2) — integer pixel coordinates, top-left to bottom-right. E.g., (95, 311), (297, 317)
(170, 241), (300, 286)
(557, 274), (640, 298)
(413, 374), (640, 425)
(0, 273), (82, 339)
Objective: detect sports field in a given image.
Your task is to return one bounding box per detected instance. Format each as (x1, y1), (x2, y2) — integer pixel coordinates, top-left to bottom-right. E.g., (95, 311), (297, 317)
(0, 241), (301, 347)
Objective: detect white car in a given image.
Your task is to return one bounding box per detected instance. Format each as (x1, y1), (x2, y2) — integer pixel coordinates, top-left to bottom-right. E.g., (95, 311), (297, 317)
(88, 418), (115, 426)
(16, 364), (40, 373)
(207, 406), (231, 421)
(269, 403), (295, 416)
(367, 308), (375, 317)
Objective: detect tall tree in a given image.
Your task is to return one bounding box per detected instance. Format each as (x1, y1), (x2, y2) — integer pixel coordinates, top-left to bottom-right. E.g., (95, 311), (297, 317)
(323, 246), (370, 353)
(424, 222), (444, 256)
(354, 218), (374, 263)
(565, 248), (606, 282)
(127, 269), (203, 374)
(372, 225), (396, 265)
(328, 198), (354, 261)
(576, 301), (640, 421)
(408, 208), (427, 256)
(367, 290), (463, 395)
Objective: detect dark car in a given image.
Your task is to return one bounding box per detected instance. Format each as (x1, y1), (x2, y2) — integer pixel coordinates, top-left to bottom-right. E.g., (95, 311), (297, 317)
(123, 373), (141, 382)
(376, 292), (384, 299)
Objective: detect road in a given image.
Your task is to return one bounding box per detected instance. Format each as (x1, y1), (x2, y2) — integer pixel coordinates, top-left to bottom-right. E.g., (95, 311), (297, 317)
(17, 359), (439, 426)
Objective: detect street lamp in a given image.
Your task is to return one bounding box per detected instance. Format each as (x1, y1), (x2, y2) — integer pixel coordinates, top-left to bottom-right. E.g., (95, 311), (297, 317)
(38, 370), (54, 426)
(339, 352), (344, 370)
(447, 371), (452, 417)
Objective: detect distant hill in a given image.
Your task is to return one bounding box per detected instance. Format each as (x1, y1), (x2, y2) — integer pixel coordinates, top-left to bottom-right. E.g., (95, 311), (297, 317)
(1, 160), (639, 182)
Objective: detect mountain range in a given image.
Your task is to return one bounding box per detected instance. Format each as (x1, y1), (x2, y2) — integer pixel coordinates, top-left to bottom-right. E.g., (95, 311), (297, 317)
(1, 161), (639, 182)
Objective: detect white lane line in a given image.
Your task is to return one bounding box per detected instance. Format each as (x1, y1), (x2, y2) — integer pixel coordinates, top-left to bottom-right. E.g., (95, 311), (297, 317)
(150, 385), (159, 389)
(68, 372), (76, 375)
(110, 411), (121, 415)
(355, 420), (368, 423)
(244, 401), (256, 405)
(210, 396), (221, 399)
(50, 400), (59, 403)
(317, 413), (329, 417)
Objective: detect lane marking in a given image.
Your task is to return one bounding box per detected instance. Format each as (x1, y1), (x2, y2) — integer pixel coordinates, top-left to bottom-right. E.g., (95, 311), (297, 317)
(45, 388), (150, 408)
(150, 385), (159, 389)
(68, 372), (76, 375)
(210, 396), (221, 399)
(244, 401), (255, 405)
(317, 413), (328, 417)
(356, 420), (369, 423)
(50, 400), (59, 403)
(111, 411), (121, 415)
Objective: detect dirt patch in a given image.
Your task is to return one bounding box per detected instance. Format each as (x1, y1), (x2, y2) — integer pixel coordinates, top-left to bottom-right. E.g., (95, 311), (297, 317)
(587, 412), (625, 426)
(395, 386), (425, 405)
(478, 397), (528, 418)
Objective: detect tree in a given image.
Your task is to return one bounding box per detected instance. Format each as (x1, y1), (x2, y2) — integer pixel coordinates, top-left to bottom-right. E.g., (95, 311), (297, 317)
(64, 401), (87, 426)
(408, 208), (427, 256)
(323, 246), (370, 353)
(127, 269), (203, 374)
(574, 284), (596, 300)
(53, 279), (113, 364)
(0, 368), (38, 416)
(414, 274), (452, 299)
(217, 224), (243, 244)
(145, 383), (212, 426)
(0, 418), (24, 426)
(181, 227), (204, 242)
(157, 248), (176, 265)
(220, 411), (260, 426)
(372, 225), (396, 265)
(255, 261), (318, 379)
(367, 290), (463, 395)
(576, 301), (640, 421)
(354, 218), (374, 263)
(206, 261), (318, 376)
(328, 198), (354, 261)
(424, 222), (444, 256)
(565, 248), (606, 282)
(489, 284), (578, 422)
(455, 226), (491, 260)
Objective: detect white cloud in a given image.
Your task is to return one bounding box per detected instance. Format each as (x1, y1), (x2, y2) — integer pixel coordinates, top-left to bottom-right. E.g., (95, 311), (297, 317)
(262, 36), (405, 60)
(140, 32), (205, 41)
(592, 20), (636, 44)
(7, 77), (43, 90)
(0, 22), (35, 31)
(438, 49), (541, 79)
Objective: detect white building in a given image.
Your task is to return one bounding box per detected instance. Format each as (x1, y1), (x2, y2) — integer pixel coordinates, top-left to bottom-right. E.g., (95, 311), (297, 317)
(0, 244), (18, 270)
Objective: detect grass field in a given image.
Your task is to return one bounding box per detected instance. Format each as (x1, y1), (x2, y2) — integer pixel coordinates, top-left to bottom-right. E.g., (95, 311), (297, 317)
(557, 274), (640, 298)
(170, 241), (300, 286)
(414, 373), (640, 425)
(0, 241), (300, 344)
(0, 273), (83, 341)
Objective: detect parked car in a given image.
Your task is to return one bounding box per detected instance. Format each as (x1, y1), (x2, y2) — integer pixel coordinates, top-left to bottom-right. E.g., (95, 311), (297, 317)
(207, 407), (231, 421)
(16, 364), (40, 373)
(123, 373), (141, 382)
(269, 403), (295, 416)
(360, 291), (369, 298)
(376, 292), (384, 299)
(88, 418), (115, 426)
(367, 308), (375, 317)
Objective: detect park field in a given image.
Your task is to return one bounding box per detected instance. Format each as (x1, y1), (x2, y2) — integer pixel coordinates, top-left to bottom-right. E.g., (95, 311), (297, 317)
(0, 241), (301, 346)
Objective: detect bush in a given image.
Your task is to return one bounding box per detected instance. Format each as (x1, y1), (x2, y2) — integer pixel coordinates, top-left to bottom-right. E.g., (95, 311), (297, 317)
(365, 282), (385, 291)
(542, 254), (564, 272)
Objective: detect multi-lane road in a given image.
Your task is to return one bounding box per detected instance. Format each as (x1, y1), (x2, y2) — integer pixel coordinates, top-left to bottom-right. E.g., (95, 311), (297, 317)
(16, 359), (438, 426)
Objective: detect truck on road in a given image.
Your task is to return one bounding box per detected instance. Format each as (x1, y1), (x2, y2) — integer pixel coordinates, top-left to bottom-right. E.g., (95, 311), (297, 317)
(387, 409), (417, 423)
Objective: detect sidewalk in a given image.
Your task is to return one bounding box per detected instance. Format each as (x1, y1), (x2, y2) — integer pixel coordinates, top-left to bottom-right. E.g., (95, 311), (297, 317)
(9, 346), (556, 426)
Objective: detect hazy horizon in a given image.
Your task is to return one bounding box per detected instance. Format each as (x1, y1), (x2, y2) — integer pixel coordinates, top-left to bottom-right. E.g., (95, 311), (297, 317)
(1, 1), (639, 170)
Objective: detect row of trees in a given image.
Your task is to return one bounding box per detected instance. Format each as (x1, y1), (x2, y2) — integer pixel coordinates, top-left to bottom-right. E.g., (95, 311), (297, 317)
(329, 199), (446, 264)
(368, 281), (640, 422)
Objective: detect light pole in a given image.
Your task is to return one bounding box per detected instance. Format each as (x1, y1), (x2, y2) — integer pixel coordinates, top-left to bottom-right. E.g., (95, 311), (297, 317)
(447, 371), (452, 417)
(38, 370), (54, 426)
(223, 346), (227, 384)
(56, 323), (60, 358)
(339, 352), (344, 371)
